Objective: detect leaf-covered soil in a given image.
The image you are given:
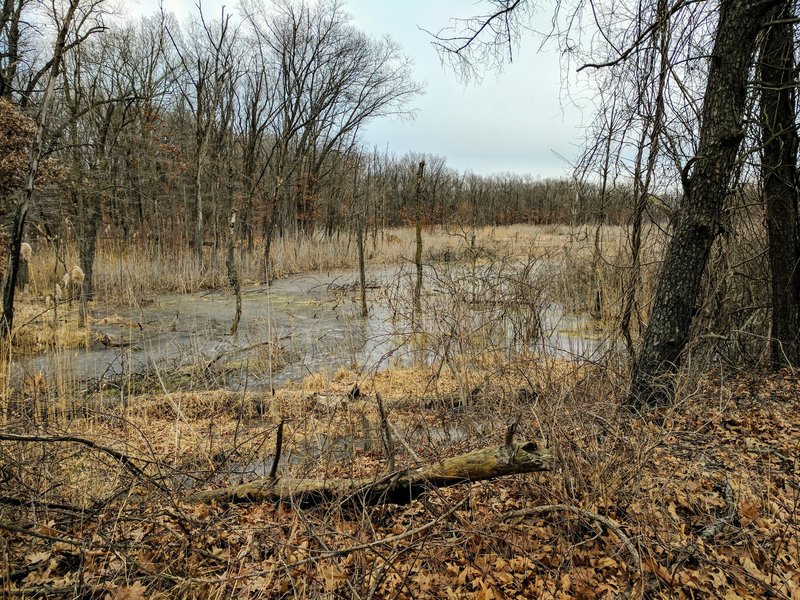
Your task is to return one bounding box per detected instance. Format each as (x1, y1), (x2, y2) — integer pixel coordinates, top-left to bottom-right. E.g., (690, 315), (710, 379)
(1, 363), (798, 598)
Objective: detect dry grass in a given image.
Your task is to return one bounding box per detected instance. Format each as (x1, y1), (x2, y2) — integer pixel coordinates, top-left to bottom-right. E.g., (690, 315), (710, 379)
(2, 216), (793, 597)
(19, 224), (636, 304)
(6, 298), (90, 355)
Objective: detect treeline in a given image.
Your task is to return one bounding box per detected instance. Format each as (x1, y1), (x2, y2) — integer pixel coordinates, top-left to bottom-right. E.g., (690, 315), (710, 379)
(0, 1), (641, 281)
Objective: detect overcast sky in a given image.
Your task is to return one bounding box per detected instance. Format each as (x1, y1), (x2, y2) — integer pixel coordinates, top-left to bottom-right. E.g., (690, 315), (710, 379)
(128, 0), (587, 178)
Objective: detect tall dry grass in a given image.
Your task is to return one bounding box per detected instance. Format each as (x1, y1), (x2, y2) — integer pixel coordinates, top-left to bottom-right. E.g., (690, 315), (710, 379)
(3, 222), (667, 420)
(19, 224), (634, 304)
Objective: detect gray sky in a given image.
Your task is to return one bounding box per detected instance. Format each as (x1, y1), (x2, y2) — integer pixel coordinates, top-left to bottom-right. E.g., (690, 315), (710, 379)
(129, 0), (586, 178)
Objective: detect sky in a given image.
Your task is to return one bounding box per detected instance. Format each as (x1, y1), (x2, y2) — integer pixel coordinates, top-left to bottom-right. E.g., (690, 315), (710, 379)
(127, 0), (587, 178)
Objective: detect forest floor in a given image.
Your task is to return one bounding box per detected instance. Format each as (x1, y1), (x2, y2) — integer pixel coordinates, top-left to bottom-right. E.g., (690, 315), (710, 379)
(1, 360), (798, 599)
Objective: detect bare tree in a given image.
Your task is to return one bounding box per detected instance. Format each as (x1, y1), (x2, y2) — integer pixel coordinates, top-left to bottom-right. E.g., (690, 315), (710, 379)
(167, 7), (238, 271)
(1, 0), (95, 338)
(630, 0), (785, 406)
(431, 0), (789, 407)
(243, 0), (420, 279)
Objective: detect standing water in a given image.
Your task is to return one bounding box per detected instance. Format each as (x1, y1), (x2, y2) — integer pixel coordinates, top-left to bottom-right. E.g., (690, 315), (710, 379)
(11, 265), (604, 392)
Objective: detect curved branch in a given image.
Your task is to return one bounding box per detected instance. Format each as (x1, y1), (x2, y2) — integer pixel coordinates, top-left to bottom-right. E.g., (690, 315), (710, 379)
(0, 433), (149, 481)
(427, 0), (523, 56)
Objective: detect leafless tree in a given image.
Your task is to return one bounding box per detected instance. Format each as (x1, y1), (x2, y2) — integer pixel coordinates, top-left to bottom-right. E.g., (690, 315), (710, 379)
(242, 0), (420, 279)
(167, 7), (238, 270)
(431, 0), (792, 407)
(1, 0), (104, 338)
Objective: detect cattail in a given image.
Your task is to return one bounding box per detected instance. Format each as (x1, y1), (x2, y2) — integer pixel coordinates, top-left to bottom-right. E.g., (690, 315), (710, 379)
(71, 265), (85, 284)
(20, 242), (32, 262)
(54, 283), (62, 301)
(62, 272), (70, 288)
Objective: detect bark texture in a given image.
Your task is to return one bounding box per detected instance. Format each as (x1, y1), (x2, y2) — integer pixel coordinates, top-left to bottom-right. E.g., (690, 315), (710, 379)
(188, 440), (554, 506)
(761, 6), (800, 368)
(629, 0), (783, 407)
(413, 160), (425, 324)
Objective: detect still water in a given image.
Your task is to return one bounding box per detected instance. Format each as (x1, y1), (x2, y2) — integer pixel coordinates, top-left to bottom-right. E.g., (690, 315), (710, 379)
(12, 265), (604, 392)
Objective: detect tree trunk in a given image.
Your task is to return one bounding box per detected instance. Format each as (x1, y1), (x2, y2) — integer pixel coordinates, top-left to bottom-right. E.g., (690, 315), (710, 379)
(227, 208), (242, 336)
(77, 191), (100, 329)
(761, 6), (800, 369)
(629, 0), (782, 407)
(1, 0), (79, 338)
(194, 82), (207, 272)
(357, 162), (368, 318)
(357, 215), (368, 318)
(80, 200), (100, 301)
(194, 150), (204, 270)
(187, 440), (554, 506)
(413, 161), (425, 326)
(0, 0), (23, 100)
(262, 180), (281, 284)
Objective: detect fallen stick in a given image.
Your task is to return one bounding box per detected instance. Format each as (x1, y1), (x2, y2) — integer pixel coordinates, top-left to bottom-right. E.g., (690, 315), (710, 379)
(188, 440), (555, 506)
(0, 433), (150, 480)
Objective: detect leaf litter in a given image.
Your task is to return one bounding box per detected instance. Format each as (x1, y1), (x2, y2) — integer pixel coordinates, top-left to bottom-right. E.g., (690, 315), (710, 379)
(1, 364), (799, 598)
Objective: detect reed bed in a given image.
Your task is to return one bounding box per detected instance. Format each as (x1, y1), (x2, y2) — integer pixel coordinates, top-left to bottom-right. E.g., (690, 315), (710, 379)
(18, 224), (633, 303)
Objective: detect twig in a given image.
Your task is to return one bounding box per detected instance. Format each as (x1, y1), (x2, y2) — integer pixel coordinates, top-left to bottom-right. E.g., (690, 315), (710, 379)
(0, 432), (149, 482)
(0, 522), (84, 547)
(269, 419), (285, 479)
(387, 421), (423, 463)
(376, 394), (396, 471)
(0, 496), (90, 514)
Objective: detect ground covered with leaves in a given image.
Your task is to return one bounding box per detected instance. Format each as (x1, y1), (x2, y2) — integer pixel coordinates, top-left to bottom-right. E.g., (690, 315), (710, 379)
(1, 363), (798, 598)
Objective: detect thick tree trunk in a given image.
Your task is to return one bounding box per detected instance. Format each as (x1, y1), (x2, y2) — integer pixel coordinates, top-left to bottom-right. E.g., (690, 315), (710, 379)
(188, 440), (554, 506)
(75, 184), (101, 300)
(629, 0), (782, 407)
(761, 7), (800, 369)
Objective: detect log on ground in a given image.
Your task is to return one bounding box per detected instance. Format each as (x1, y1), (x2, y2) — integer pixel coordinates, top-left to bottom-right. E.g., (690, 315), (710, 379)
(188, 441), (555, 506)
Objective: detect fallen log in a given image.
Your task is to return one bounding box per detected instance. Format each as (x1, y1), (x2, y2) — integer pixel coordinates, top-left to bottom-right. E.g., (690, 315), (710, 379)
(188, 440), (555, 506)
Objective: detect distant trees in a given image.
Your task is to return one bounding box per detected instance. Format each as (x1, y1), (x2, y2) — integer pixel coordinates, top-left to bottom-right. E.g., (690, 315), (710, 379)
(2, 0), (679, 343)
(168, 8), (239, 270)
(243, 0), (420, 278)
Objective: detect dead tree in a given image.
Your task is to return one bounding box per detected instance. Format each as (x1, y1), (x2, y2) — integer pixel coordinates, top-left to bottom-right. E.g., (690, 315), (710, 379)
(188, 440), (554, 506)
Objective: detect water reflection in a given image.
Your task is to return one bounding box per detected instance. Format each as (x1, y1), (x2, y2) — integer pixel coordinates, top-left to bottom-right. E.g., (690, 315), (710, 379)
(12, 265), (605, 392)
